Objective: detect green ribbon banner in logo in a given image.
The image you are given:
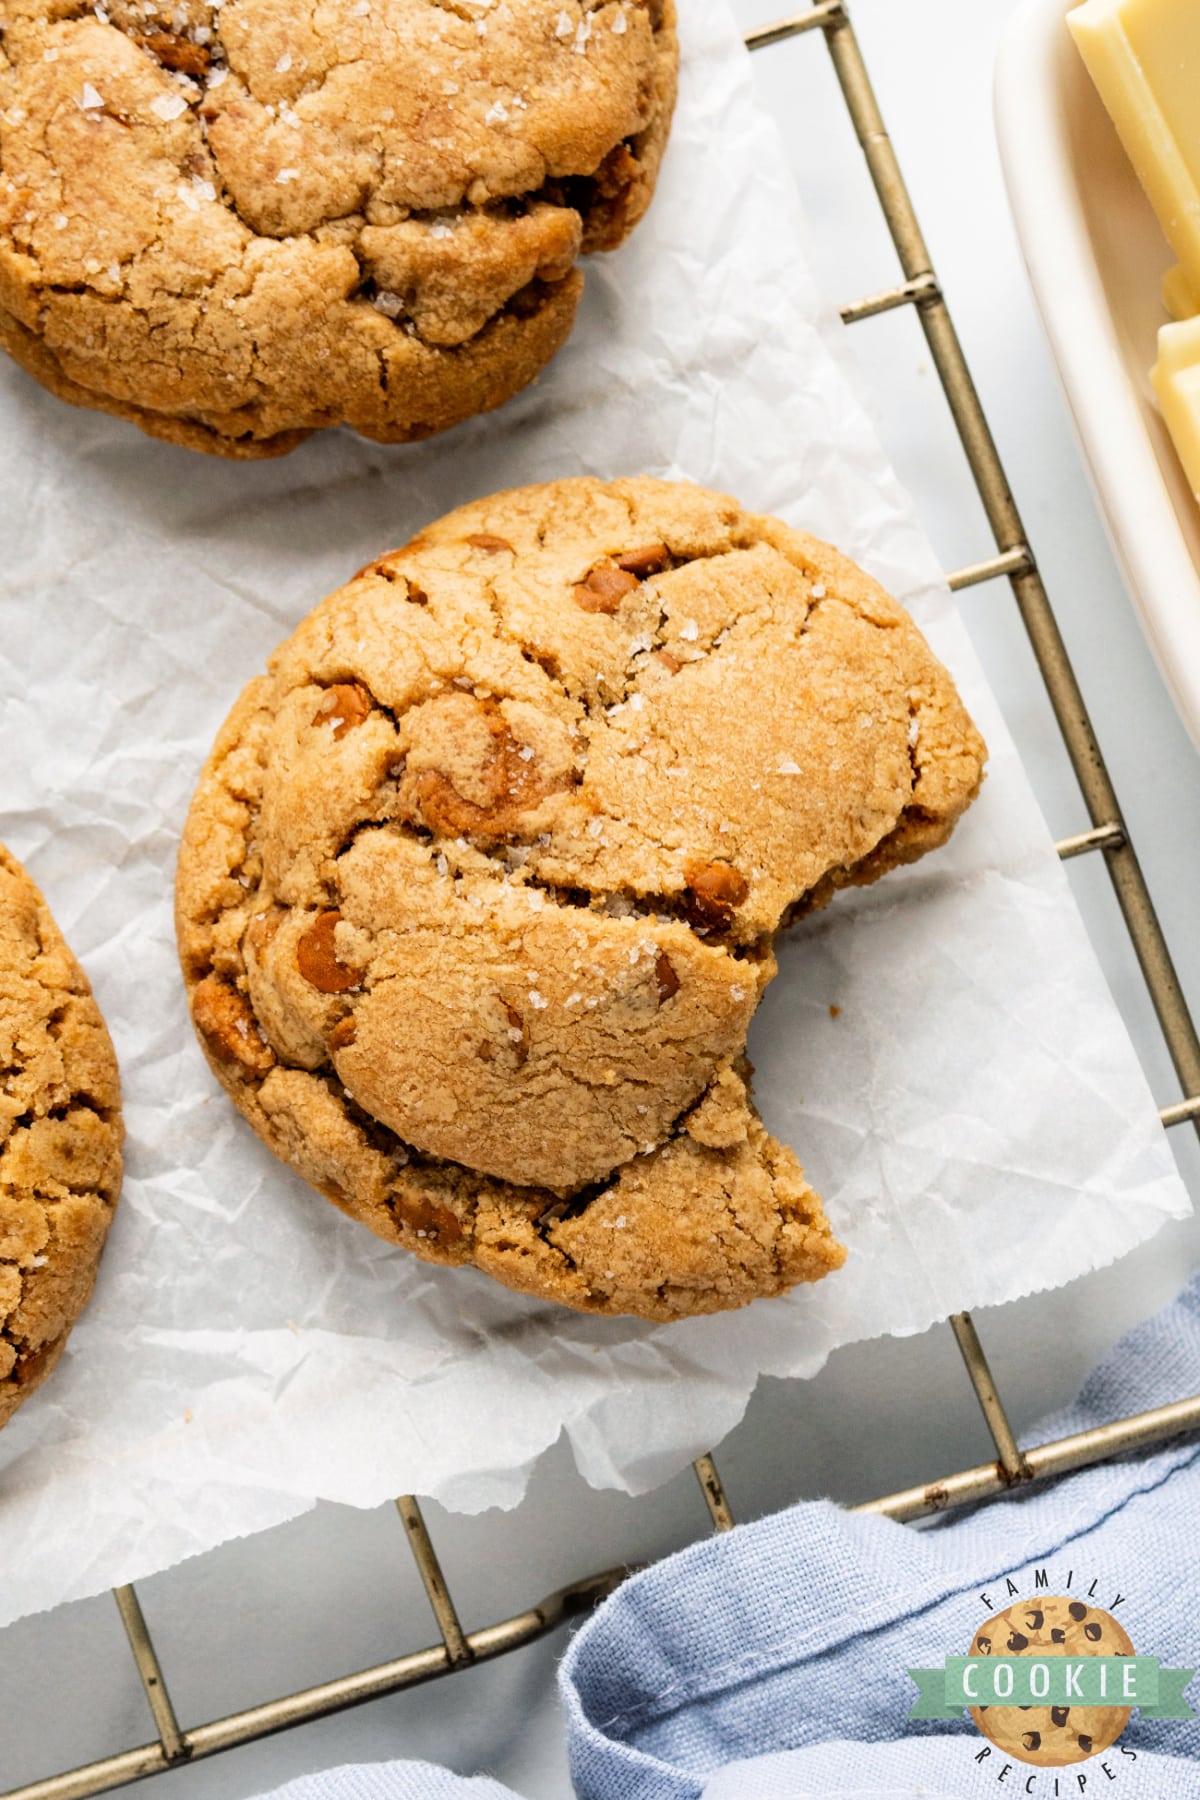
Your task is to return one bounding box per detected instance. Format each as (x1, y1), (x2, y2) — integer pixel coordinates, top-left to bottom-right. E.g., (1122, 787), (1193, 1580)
(907, 1656), (1196, 1721)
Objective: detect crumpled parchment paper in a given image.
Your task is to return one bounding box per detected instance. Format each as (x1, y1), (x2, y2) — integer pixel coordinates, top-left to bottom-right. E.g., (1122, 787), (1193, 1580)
(0, 0), (1187, 1627)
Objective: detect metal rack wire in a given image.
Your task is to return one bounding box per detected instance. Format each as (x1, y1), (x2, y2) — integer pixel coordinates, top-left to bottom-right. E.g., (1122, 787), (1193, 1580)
(8, 6), (1200, 1796)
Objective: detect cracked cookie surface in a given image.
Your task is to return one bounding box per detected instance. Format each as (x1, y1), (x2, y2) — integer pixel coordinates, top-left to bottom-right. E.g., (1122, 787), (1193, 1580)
(0, 0), (677, 456)
(176, 476), (986, 1321)
(0, 845), (123, 1427)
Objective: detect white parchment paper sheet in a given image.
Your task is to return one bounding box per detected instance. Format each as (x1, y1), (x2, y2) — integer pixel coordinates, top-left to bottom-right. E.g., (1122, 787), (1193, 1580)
(0, 0), (1188, 1625)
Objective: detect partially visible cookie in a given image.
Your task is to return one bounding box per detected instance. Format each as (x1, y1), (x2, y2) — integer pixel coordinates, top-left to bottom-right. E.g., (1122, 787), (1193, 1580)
(177, 476), (986, 1321)
(0, 847), (123, 1427)
(0, 0), (678, 457)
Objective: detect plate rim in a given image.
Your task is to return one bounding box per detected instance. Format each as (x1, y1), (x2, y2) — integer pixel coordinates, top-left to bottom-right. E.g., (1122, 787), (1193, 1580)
(994, 0), (1200, 755)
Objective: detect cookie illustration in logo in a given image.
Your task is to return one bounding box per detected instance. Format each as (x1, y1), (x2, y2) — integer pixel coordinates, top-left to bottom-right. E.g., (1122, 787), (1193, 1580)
(969, 1596), (1135, 1766)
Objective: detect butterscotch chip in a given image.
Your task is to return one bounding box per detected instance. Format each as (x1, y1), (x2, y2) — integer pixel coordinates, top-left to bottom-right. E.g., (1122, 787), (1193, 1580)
(615, 542), (671, 576)
(574, 564), (641, 613)
(465, 535), (515, 555)
(683, 862), (750, 932)
(312, 684), (372, 740)
(393, 1190), (463, 1247)
(135, 30), (211, 74)
(0, 846), (122, 1428)
(0, 0), (677, 457)
(654, 950), (681, 1002)
(192, 972), (277, 1073)
(395, 694), (573, 842)
(177, 476), (986, 1322)
(296, 913), (363, 994)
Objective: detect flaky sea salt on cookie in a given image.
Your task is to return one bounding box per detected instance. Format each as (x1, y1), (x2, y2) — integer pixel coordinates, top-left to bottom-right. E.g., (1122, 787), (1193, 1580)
(0, 847), (123, 1426)
(176, 476), (986, 1322)
(0, 0), (677, 457)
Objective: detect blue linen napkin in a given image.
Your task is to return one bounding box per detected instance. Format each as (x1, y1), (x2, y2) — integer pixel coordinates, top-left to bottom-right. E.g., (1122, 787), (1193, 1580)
(250, 1774), (515, 1800)
(560, 1274), (1200, 1797)
(253, 1275), (1200, 1800)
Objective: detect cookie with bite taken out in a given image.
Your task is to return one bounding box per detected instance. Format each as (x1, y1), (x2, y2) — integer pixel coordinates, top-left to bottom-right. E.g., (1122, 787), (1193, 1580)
(176, 477), (986, 1320)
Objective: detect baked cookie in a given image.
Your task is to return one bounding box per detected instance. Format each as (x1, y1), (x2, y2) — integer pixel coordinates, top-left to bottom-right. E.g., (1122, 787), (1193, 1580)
(0, 0), (677, 457)
(0, 846), (123, 1427)
(176, 477), (986, 1320)
(969, 1596), (1135, 1766)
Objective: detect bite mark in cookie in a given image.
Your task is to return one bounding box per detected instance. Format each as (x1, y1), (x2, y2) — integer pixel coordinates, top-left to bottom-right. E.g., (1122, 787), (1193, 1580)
(176, 477), (987, 1321)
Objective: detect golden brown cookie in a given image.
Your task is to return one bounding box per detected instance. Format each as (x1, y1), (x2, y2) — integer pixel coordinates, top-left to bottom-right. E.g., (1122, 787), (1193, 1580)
(0, 0), (677, 457)
(0, 846), (123, 1427)
(969, 1596), (1135, 1766)
(176, 476), (986, 1320)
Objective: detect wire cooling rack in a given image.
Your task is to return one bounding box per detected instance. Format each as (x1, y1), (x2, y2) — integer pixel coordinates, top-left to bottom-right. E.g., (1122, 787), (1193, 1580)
(8, 6), (1200, 1797)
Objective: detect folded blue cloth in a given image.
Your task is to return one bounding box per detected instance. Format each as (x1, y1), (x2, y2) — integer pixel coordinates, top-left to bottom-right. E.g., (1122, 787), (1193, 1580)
(250, 1776), (514, 1800)
(254, 1276), (1200, 1800)
(561, 1275), (1200, 1797)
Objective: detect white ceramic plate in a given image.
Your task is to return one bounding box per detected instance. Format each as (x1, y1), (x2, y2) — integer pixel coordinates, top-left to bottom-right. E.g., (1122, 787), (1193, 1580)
(995, 0), (1200, 752)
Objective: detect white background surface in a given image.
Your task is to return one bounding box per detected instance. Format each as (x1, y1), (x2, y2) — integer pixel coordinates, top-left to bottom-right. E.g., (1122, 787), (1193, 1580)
(3, 1), (1199, 1796)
